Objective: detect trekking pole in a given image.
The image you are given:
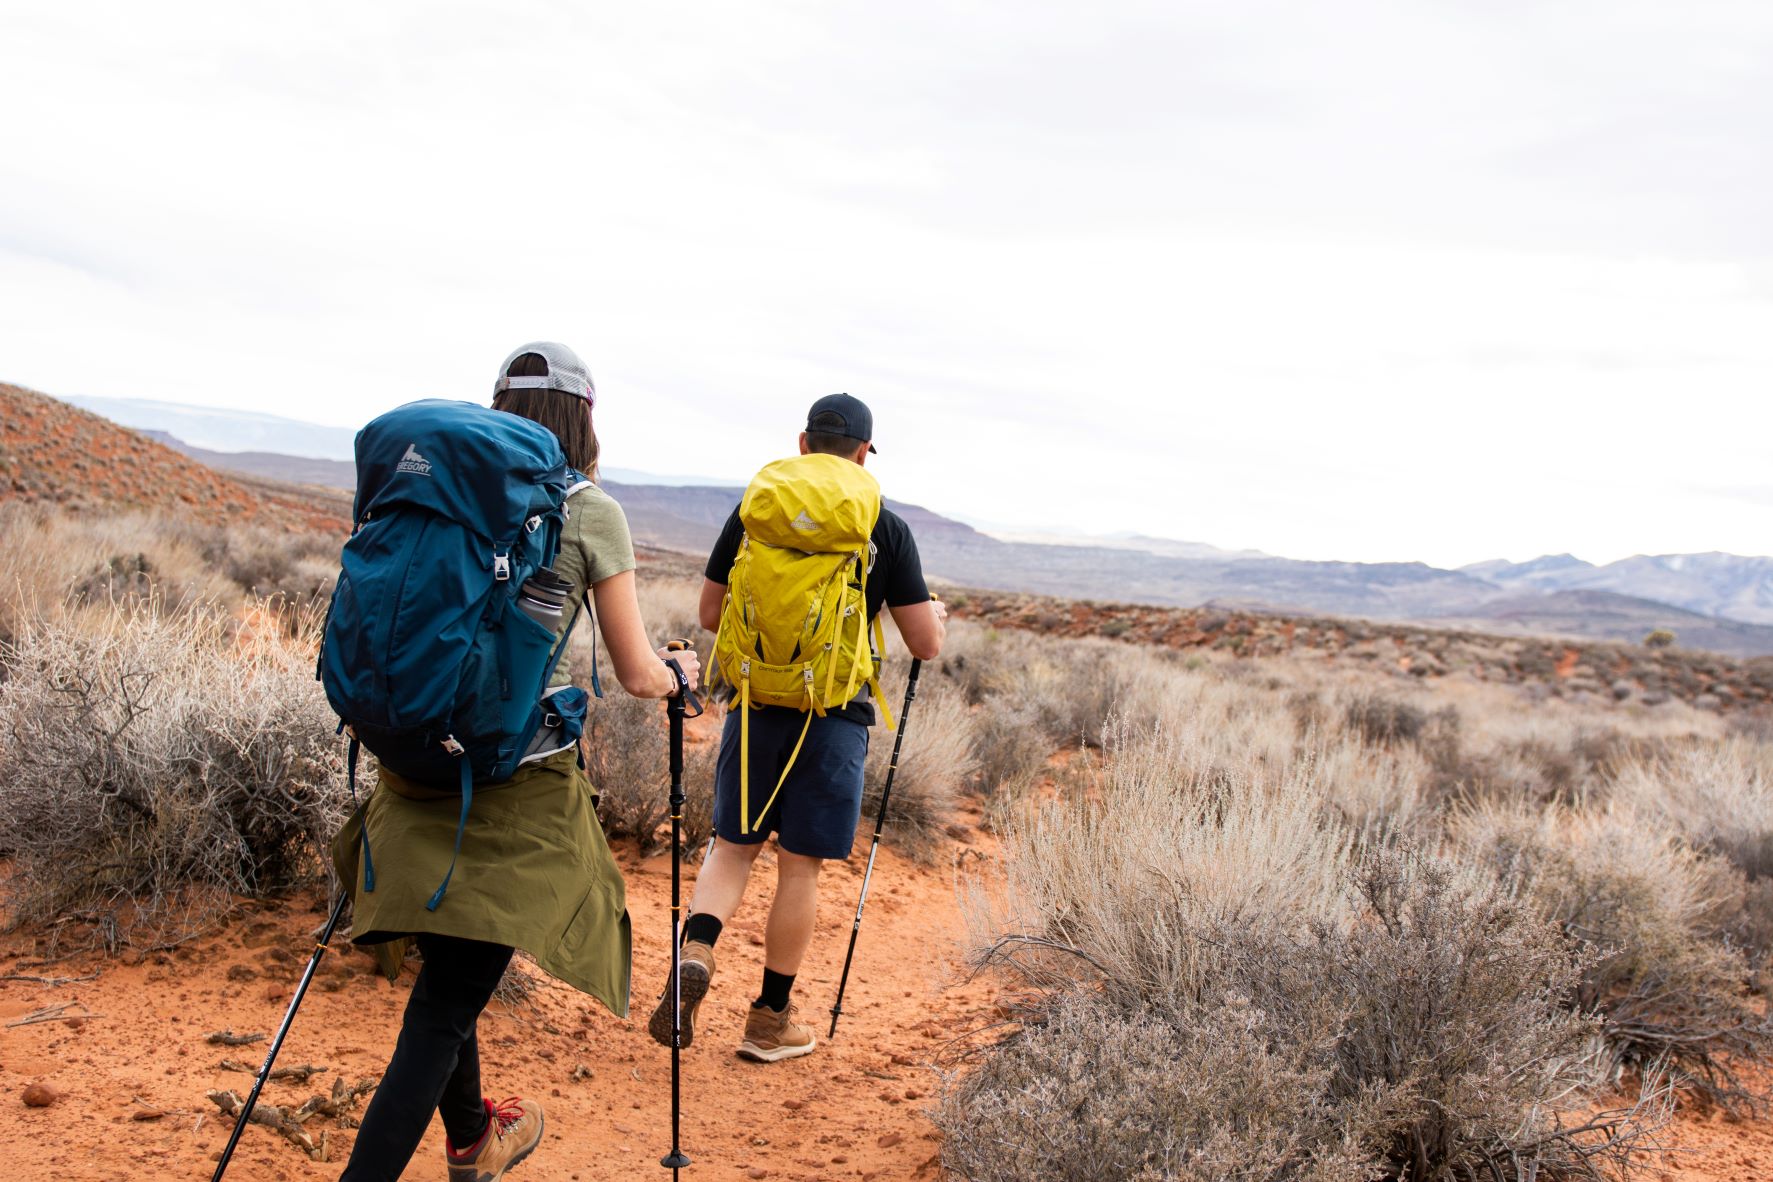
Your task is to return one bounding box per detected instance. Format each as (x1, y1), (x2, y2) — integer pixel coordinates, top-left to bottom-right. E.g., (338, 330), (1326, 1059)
(211, 888), (350, 1181)
(829, 656), (923, 1039)
(659, 640), (702, 1177)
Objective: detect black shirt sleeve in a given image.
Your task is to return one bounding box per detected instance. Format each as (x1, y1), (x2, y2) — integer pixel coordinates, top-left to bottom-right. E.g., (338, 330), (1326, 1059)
(872, 509), (930, 615)
(704, 506), (744, 584)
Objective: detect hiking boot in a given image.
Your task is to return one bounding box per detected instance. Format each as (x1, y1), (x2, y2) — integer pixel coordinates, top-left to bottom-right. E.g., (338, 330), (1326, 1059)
(648, 940), (716, 1049)
(446, 1096), (544, 1182)
(737, 1000), (817, 1062)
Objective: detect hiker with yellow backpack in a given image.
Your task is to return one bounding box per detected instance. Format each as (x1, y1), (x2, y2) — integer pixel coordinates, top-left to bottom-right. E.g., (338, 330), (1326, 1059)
(647, 393), (945, 1062)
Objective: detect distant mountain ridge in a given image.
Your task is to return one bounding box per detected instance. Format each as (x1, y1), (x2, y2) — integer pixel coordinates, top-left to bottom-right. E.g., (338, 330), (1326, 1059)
(45, 393), (1773, 658)
(1463, 552), (1773, 627)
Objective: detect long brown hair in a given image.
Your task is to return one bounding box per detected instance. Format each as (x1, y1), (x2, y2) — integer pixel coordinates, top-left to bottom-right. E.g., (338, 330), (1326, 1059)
(492, 352), (600, 477)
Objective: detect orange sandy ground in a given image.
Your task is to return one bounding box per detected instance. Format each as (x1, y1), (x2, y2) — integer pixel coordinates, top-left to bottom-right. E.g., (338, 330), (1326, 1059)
(2, 819), (998, 1182)
(7, 811), (1773, 1182)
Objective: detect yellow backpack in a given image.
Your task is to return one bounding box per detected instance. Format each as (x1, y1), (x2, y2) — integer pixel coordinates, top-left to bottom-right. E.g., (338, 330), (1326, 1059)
(713, 453), (895, 834)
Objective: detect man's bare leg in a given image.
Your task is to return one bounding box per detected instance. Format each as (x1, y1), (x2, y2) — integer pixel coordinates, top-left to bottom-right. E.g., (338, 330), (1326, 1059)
(763, 850), (824, 975)
(685, 837), (765, 924)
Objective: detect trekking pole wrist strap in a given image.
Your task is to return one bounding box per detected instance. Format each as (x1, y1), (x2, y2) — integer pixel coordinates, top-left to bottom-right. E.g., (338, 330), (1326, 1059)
(663, 651), (703, 717)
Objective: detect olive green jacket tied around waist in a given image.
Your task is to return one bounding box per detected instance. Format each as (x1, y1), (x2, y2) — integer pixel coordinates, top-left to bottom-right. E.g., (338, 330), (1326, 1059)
(330, 746), (631, 1017)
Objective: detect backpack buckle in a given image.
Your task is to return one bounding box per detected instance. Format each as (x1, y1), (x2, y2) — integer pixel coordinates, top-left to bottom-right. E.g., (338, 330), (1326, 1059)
(493, 553), (512, 581)
(441, 735), (465, 756)
(525, 515), (542, 534)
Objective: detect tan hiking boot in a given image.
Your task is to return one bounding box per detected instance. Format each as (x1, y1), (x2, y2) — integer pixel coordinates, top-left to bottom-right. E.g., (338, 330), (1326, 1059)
(446, 1096), (544, 1182)
(648, 940), (716, 1049)
(737, 1000), (817, 1062)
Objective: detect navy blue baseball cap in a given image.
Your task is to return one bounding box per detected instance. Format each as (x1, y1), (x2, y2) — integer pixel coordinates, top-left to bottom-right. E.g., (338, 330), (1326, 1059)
(806, 392), (877, 453)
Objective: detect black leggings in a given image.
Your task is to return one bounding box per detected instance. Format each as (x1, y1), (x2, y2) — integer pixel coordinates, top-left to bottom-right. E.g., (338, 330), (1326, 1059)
(339, 933), (515, 1182)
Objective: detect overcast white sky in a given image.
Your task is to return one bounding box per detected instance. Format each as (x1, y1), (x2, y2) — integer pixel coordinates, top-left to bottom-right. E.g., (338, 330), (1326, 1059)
(3, 1), (1770, 567)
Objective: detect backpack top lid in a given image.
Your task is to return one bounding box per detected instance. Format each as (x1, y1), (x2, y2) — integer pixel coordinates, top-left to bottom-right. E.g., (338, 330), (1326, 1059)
(740, 452), (880, 553)
(354, 400), (570, 540)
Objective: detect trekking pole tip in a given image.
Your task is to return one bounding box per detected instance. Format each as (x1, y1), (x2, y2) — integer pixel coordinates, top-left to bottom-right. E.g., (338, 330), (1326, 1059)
(661, 1151), (691, 1169)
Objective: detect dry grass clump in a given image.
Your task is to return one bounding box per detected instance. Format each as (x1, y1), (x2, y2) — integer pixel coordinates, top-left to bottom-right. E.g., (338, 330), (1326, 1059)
(584, 689), (675, 853)
(1455, 801), (1771, 1109)
(968, 696), (1049, 799)
(862, 665), (977, 862)
(941, 991), (1362, 1182)
(946, 724), (1664, 1181)
(1609, 738), (1773, 881)
(0, 600), (348, 951)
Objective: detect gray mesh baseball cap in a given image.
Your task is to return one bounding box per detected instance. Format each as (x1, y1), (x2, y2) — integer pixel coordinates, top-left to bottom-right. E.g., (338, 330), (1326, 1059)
(494, 341), (595, 406)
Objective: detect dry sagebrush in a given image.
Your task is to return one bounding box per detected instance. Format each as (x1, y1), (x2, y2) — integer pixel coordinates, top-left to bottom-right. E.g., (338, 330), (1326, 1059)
(943, 723), (1671, 1182)
(1455, 800), (1773, 1109)
(0, 600), (348, 950)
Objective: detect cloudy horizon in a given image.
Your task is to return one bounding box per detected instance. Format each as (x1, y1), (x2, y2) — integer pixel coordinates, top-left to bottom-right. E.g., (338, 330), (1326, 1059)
(4, 2), (1770, 568)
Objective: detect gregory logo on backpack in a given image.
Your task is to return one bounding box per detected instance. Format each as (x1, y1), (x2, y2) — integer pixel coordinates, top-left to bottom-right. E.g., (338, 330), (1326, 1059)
(790, 509), (818, 532)
(396, 443), (433, 475)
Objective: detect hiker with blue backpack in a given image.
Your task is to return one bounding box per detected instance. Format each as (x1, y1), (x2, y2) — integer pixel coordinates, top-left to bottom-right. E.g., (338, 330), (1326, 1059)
(646, 393), (946, 1063)
(323, 343), (700, 1182)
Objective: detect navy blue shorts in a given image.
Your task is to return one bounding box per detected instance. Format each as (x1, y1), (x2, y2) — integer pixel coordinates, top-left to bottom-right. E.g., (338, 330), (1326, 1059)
(713, 706), (870, 860)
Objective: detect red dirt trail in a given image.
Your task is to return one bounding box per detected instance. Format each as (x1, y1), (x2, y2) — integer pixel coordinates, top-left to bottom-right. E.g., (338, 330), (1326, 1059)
(3, 824), (997, 1182)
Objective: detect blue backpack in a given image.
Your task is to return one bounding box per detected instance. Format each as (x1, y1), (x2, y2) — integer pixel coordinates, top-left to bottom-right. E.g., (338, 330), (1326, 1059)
(319, 399), (595, 910)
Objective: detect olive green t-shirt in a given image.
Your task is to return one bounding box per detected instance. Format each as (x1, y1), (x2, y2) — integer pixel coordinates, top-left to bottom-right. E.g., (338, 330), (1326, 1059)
(548, 481), (637, 686)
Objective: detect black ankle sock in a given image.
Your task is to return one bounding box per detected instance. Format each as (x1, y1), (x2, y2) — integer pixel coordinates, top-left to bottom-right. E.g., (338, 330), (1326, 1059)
(683, 913), (723, 947)
(754, 967), (794, 1012)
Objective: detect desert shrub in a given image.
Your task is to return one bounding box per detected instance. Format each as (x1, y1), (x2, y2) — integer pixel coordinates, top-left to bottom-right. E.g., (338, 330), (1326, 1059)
(969, 694), (1051, 799)
(1609, 738), (1773, 881)
(1301, 732), (1430, 839)
(582, 671), (717, 858)
(863, 667), (976, 861)
(677, 738), (718, 857)
(1423, 719), (1635, 811)
(967, 722), (1352, 1010)
(214, 527), (339, 607)
(1344, 691), (1430, 746)
(948, 723), (1660, 1179)
(585, 688), (673, 852)
(940, 992), (1362, 1182)
(1318, 852), (1651, 1180)
(1455, 801), (1771, 1108)
(0, 600), (348, 950)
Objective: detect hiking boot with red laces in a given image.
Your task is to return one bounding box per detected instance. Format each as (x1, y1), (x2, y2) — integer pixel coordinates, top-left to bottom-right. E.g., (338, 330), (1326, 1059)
(648, 940), (716, 1049)
(446, 1096), (544, 1182)
(737, 1000), (817, 1062)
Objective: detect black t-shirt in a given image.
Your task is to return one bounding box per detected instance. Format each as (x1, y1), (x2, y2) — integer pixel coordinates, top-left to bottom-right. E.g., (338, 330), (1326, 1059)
(705, 505), (929, 724)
